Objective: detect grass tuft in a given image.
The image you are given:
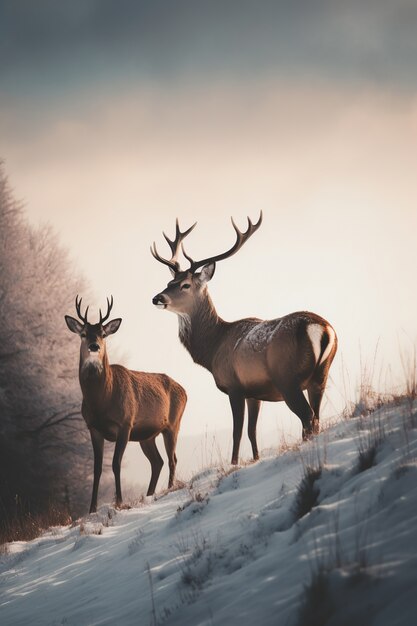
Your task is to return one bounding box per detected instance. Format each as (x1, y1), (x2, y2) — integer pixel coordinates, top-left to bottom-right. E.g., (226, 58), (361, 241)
(292, 465), (322, 521)
(356, 413), (385, 473)
(0, 505), (72, 546)
(297, 569), (334, 626)
(176, 531), (213, 593)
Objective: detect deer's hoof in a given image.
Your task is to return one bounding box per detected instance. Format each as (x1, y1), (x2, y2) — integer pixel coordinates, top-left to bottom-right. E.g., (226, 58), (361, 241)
(302, 418), (319, 441)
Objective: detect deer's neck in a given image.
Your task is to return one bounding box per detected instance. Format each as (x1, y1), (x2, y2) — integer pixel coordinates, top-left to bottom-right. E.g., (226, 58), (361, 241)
(178, 293), (226, 371)
(79, 351), (113, 407)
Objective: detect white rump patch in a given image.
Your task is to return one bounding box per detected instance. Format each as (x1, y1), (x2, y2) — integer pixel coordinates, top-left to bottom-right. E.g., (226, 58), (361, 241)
(319, 326), (336, 365)
(307, 324), (324, 364)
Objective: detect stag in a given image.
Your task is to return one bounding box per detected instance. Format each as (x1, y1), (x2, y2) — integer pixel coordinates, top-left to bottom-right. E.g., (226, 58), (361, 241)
(151, 213), (337, 464)
(65, 296), (187, 513)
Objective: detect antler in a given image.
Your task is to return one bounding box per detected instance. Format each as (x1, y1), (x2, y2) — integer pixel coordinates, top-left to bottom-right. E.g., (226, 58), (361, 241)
(151, 218), (197, 273)
(99, 295), (114, 325)
(75, 295), (89, 325)
(182, 211), (263, 273)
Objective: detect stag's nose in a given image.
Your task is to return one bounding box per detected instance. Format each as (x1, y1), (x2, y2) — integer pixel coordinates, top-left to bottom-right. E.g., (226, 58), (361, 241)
(152, 293), (167, 307)
(89, 343), (100, 352)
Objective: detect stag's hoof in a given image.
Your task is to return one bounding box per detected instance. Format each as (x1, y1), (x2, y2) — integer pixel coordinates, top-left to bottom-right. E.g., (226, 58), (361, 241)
(302, 424), (314, 441)
(302, 418), (319, 441)
(117, 503), (132, 510)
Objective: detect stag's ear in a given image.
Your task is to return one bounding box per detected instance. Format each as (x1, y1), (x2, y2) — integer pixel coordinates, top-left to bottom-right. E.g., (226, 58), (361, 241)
(102, 318), (122, 337)
(65, 316), (84, 335)
(198, 262), (216, 284)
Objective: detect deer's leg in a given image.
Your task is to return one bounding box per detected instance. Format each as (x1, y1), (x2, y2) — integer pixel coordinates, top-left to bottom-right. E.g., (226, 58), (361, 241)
(162, 429), (178, 489)
(89, 428), (104, 514)
(281, 386), (315, 440)
(112, 426), (130, 507)
(229, 391), (246, 465)
(307, 366), (329, 435)
(246, 398), (261, 461)
(140, 439), (164, 496)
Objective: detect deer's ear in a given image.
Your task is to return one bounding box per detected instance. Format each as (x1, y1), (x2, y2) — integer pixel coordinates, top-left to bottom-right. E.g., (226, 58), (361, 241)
(198, 262), (216, 284)
(65, 316), (84, 335)
(103, 318), (122, 337)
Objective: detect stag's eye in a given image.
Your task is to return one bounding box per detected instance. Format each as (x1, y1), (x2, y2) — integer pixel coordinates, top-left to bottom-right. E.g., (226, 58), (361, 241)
(181, 283), (191, 290)
(81, 332), (87, 338)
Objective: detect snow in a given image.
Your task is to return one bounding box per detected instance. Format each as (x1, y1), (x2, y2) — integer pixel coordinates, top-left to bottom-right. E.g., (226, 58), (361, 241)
(1, 402), (417, 626)
(239, 319), (282, 352)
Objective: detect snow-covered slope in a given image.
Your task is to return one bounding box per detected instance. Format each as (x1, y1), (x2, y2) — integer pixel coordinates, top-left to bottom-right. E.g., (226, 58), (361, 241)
(1, 403), (417, 626)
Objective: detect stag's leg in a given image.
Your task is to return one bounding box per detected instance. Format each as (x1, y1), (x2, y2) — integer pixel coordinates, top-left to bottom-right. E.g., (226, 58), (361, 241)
(89, 428), (104, 514)
(112, 426), (131, 508)
(162, 429), (178, 489)
(307, 365), (329, 435)
(246, 398), (261, 461)
(281, 386), (315, 440)
(229, 391), (246, 465)
(307, 350), (336, 435)
(140, 439), (164, 496)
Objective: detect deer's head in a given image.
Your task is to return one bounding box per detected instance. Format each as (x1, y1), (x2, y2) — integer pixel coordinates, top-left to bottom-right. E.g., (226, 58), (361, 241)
(151, 212), (262, 316)
(65, 296), (121, 371)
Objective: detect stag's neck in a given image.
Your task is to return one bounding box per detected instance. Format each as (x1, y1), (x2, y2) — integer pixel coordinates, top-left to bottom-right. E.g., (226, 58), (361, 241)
(178, 293), (227, 371)
(79, 351), (113, 407)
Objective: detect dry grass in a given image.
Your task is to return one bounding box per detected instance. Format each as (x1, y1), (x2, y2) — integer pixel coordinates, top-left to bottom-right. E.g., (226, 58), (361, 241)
(342, 343), (417, 423)
(400, 342), (417, 422)
(176, 530), (213, 592)
(292, 465), (322, 521)
(176, 487), (210, 516)
(0, 505), (72, 546)
(293, 442), (325, 521)
(297, 505), (378, 626)
(154, 479), (188, 501)
(356, 412), (386, 473)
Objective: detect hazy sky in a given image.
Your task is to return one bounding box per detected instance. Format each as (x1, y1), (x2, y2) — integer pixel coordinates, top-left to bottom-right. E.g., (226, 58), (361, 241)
(1, 2), (417, 462)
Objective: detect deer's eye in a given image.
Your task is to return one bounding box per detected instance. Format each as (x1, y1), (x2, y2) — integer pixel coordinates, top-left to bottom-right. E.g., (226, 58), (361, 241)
(81, 332), (87, 338)
(181, 283), (191, 290)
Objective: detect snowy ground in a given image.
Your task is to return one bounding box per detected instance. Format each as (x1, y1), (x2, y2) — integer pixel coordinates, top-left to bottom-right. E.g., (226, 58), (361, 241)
(1, 401), (417, 626)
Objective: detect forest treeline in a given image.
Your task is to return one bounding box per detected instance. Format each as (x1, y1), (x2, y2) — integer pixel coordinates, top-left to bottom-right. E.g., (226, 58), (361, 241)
(0, 163), (104, 538)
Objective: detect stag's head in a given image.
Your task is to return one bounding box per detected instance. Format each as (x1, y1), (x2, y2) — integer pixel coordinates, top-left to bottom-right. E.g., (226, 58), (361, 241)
(65, 296), (121, 371)
(151, 212), (262, 316)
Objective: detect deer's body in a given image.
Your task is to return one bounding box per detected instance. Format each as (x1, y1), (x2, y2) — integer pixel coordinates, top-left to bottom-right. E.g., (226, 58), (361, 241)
(80, 362), (183, 442)
(151, 213), (337, 464)
(66, 297), (186, 513)
(180, 305), (335, 401)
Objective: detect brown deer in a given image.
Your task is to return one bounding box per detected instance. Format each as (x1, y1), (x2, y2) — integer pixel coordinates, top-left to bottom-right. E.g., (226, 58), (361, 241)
(151, 212), (337, 464)
(65, 296), (187, 513)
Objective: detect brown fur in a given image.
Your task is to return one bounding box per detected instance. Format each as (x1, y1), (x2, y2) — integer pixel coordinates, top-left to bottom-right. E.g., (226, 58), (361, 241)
(66, 309), (186, 513)
(152, 216), (337, 464)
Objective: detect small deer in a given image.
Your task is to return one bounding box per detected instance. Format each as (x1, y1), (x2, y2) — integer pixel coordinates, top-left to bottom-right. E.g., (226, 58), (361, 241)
(151, 212), (337, 464)
(65, 296), (186, 513)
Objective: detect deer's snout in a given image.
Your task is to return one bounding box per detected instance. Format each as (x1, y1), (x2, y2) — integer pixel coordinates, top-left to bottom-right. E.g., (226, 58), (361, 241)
(89, 343), (100, 352)
(152, 293), (169, 308)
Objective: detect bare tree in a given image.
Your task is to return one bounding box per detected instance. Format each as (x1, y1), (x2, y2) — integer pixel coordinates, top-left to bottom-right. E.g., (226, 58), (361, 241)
(0, 163), (96, 533)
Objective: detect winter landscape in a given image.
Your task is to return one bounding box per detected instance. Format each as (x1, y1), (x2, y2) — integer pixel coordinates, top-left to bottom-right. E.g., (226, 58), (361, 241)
(1, 393), (417, 625)
(1, 2), (417, 625)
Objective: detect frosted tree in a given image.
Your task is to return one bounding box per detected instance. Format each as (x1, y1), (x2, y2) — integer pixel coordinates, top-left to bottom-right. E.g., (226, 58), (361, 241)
(0, 163), (96, 530)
